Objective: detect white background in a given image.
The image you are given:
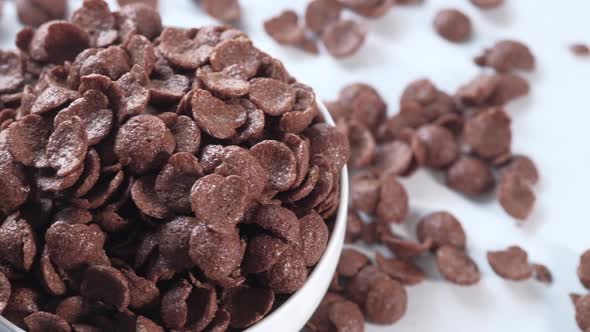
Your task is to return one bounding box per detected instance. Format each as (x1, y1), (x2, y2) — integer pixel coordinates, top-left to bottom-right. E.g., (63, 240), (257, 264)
(1, 0), (589, 331)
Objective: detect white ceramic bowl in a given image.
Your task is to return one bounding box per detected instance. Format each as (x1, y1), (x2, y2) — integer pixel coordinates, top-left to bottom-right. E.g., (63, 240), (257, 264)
(0, 101), (348, 332)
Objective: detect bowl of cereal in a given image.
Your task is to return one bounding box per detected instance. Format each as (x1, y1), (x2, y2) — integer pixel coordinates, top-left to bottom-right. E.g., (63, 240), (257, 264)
(0, 1), (349, 331)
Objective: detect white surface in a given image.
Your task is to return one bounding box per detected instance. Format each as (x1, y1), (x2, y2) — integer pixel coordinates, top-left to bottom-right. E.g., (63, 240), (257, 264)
(1, 0), (589, 331)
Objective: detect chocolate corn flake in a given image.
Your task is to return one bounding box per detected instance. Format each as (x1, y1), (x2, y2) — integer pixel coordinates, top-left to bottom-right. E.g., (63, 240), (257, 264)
(158, 27), (212, 70)
(201, 0), (241, 22)
(167, 115), (201, 155)
(575, 294), (590, 331)
(198, 65), (250, 98)
(70, 169), (125, 210)
(114, 65), (151, 122)
(284, 133), (311, 189)
(376, 173), (409, 224)
(94, 206), (128, 233)
(306, 0), (343, 34)
(376, 252), (425, 285)
(159, 279), (191, 329)
(306, 123), (351, 170)
(349, 0), (394, 18)
(263, 247), (308, 294)
(578, 250), (590, 289)
(46, 116), (88, 177)
(433, 9), (472, 43)
(150, 74), (190, 104)
(322, 20), (367, 58)
(243, 234), (289, 274)
(155, 152), (202, 213)
(29, 21), (90, 64)
(55, 296), (86, 324)
(400, 79), (456, 121)
(283, 83), (318, 123)
(487, 246), (533, 281)
(365, 276), (407, 325)
(571, 43), (590, 57)
(446, 156), (495, 195)
(31, 86), (80, 115)
(160, 279), (217, 331)
(71, 324), (101, 332)
(350, 171), (380, 214)
(71, 0), (118, 48)
(54, 90), (113, 146)
(501, 154), (539, 185)
(190, 174), (248, 233)
(337, 0), (382, 8)
(131, 175), (172, 219)
(6, 114), (52, 168)
(436, 245), (481, 285)
(464, 107), (512, 159)
(298, 211), (329, 266)
(114, 114), (175, 174)
(497, 172), (536, 220)
(532, 263), (552, 284)
(416, 124), (458, 168)
(24, 312), (71, 332)
(307, 292), (347, 332)
(470, 0), (503, 9)
(475, 40), (536, 72)
(189, 222), (243, 281)
(253, 204), (300, 244)
(373, 140), (413, 176)
(294, 155), (336, 212)
(0, 271), (10, 314)
(382, 233), (432, 260)
(250, 78), (296, 116)
(251, 140), (298, 192)
(39, 248), (66, 296)
(75, 46), (131, 82)
(210, 38), (261, 78)
(45, 222), (106, 270)
(0, 137), (30, 214)
(0, 51), (25, 94)
(346, 121), (376, 169)
(337, 248), (369, 278)
(124, 34), (156, 75)
(215, 147), (267, 200)
(135, 316), (164, 332)
(328, 300), (364, 332)
(264, 10), (306, 46)
(118, 3), (163, 40)
(345, 209), (364, 243)
(222, 285), (274, 329)
(117, 0), (158, 8)
(345, 265), (390, 307)
(3, 288), (43, 329)
(284, 164), (320, 203)
(0, 215), (38, 272)
(16, 0), (68, 28)
(191, 88), (247, 139)
(80, 265), (130, 311)
(206, 308), (230, 332)
(456, 74), (500, 106)
(417, 211), (466, 251)
(487, 73), (530, 106)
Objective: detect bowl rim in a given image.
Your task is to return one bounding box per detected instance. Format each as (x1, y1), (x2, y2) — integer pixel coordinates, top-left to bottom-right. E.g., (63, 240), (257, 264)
(0, 101), (349, 332)
(245, 101), (349, 332)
